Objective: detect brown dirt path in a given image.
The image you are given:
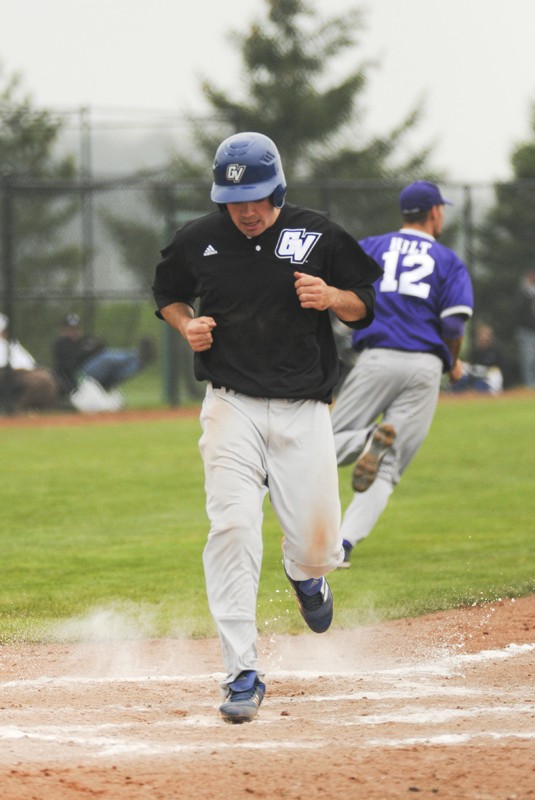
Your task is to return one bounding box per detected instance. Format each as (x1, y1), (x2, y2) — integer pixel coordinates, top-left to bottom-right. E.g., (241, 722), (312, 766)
(1, 595), (534, 800)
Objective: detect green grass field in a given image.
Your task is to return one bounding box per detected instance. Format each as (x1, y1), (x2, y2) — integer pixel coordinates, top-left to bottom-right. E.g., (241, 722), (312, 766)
(1, 392), (533, 644)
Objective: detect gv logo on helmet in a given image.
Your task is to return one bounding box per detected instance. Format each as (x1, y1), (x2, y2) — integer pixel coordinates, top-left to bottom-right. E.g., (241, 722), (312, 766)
(226, 164), (246, 183)
(275, 228), (322, 264)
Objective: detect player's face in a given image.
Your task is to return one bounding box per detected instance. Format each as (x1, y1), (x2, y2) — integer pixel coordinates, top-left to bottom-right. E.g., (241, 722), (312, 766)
(226, 198), (281, 237)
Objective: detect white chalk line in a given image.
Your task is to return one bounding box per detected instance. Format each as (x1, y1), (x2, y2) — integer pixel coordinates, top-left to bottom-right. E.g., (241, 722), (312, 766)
(2, 641), (533, 690)
(368, 731), (535, 748)
(1, 702), (533, 735)
(322, 703), (535, 725)
(0, 686), (489, 709)
(1, 722), (534, 759)
(1, 641), (533, 758)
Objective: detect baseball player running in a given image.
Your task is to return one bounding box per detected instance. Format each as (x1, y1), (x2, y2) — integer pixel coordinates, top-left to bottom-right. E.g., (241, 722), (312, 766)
(332, 180), (474, 567)
(152, 132), (381, 723)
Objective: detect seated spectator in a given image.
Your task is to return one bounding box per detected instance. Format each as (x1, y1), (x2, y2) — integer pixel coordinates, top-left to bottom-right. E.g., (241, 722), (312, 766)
(0, 313), (60, 411)
(450, 322), (505, 395)
(52, 314), (156, 399)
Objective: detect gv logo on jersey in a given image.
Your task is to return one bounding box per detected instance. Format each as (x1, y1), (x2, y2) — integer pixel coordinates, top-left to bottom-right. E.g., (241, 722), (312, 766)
(275, 228), (322, 264)
(226, 164), (246, 183)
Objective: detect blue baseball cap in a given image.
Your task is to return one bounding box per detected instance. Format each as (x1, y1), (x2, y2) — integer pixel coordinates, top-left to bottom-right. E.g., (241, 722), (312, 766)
(399, 181), (453, 213)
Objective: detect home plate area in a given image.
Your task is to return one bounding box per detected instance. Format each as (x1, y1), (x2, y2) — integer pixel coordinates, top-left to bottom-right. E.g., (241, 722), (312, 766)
(1, 595), (534, 800)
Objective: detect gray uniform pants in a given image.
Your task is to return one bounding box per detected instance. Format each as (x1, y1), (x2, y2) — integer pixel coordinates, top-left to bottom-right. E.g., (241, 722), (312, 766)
(199, 383), (343, 684)
(331, 349), (443, 546)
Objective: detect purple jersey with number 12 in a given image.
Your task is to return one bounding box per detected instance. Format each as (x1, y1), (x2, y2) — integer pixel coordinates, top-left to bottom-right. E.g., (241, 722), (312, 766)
(352, 228), (474, 371)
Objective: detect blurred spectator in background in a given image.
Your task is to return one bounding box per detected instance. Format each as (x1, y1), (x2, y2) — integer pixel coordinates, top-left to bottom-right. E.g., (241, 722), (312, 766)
(52, 314), (156, 412)
(52, 314), (156, 395)
(514, 269), (535, 387)
(450, 321), (505, 395)
(0, 312), (59, 411)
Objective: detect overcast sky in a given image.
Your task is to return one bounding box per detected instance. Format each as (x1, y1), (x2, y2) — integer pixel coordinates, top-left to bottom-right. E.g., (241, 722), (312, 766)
(2, 0), (535, 182)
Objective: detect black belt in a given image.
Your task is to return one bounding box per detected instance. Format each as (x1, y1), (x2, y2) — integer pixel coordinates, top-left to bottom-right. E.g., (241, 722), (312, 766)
(211, 383), (234, 393)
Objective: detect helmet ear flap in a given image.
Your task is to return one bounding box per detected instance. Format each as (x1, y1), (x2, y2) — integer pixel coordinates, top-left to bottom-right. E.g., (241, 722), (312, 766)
(271, 185), (286, 209)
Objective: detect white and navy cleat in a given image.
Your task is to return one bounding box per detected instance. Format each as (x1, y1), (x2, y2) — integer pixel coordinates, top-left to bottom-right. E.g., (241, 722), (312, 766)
(285, 572), (333, 633)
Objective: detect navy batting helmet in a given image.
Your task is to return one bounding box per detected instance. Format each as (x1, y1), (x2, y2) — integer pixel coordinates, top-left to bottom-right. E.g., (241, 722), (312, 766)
(211, 132), (287, 208)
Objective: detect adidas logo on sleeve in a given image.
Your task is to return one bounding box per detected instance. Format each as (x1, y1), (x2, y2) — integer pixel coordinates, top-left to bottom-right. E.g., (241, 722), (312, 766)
(203, 244), (218, 256)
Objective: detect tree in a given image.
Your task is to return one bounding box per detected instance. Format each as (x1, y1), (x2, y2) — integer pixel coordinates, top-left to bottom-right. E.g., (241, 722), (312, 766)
(0, 71), (72, 178)
(199, 0), (430, 178)
(159, 0), (435, 239)
(474, 103), (535, 384)
(0, 66), (81, 349)
(111, 0), (438, 285)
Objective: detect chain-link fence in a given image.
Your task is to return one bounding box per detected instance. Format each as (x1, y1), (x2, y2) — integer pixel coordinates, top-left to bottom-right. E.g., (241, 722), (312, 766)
(0, 176), (530, 416)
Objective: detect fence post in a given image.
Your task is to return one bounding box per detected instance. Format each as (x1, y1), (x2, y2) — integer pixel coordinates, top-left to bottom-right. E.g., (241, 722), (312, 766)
(80, 107), (97, 330)
(462, 184), (474, 274)
(163, 323), (180, 406)
(1, 175), (14, 325)
(461, 184), (475, 355)
(160, 213), (181, 406)
(1, 174), (16, 414)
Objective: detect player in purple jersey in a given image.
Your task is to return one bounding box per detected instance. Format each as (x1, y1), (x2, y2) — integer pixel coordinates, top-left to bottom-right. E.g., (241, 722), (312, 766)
(331, 180), (474, 567)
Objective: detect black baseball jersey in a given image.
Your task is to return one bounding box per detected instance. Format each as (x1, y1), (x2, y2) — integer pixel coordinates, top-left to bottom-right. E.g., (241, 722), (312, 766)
(152, 203), (381, 402)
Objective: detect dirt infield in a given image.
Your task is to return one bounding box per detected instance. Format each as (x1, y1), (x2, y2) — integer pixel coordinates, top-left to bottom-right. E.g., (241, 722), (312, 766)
(1, 595), (534, 800)
(0, 406), (200, 428)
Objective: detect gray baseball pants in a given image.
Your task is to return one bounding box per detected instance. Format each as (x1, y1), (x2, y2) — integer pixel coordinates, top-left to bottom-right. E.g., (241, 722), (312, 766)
(199, 383), (343, 684)
(331, 349), (443, 546)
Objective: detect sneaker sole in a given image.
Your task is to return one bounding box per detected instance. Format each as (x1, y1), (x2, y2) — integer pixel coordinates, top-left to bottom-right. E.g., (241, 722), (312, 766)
(352, 423), (396, 493)
(219, 702), (260, 724)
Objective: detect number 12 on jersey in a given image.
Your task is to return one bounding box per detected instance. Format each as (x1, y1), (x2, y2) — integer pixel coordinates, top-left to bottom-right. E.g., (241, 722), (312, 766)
(379, 249), (435, 299)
